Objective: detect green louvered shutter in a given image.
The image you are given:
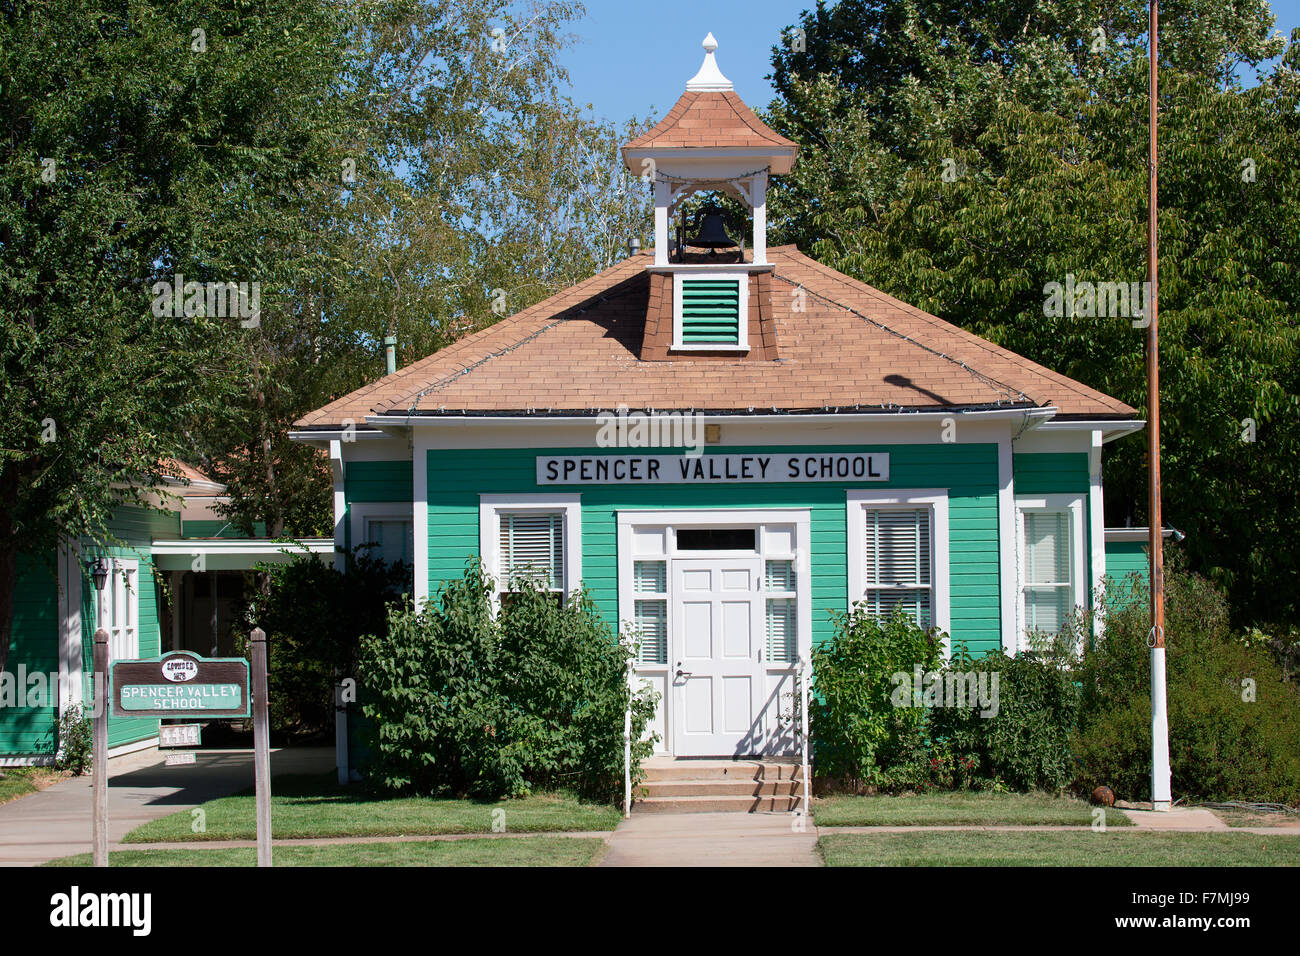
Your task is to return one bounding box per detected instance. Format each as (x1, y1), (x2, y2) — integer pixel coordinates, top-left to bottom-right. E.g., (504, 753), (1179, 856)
(680, 278), (740, 344)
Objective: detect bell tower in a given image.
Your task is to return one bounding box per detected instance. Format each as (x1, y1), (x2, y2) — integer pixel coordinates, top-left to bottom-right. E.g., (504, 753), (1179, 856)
(622, 33), (798, 269)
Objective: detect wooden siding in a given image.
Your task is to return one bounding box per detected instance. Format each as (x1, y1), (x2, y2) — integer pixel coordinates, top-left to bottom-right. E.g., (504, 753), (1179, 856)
(0, 555), (59, 756)
(425, 444), (1005, 657)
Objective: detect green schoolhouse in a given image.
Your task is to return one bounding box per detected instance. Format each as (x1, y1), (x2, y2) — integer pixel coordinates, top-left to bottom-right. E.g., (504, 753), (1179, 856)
(289, 37), (1155, 774)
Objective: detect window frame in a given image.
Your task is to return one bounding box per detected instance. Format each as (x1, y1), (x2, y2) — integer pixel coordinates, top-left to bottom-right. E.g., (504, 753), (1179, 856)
(846, 489), (951, 648)
(103, 557), (141, 662)
(671, 271), (749, 352)
(349, 503), (414, 566)
(479, 494), (582, 604)
(1014, 492), (1087, 650)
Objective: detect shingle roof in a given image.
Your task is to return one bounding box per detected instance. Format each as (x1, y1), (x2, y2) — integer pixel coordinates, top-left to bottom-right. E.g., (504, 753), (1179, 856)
(622, 90), (797, 153)
(294, 246), (1135, 428)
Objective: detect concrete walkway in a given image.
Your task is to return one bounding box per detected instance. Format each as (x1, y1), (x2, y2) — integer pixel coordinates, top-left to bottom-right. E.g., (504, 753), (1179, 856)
(1120, 807), (1228, 830)
(599, 811), (820, 866)
(0, 745), (333, 866)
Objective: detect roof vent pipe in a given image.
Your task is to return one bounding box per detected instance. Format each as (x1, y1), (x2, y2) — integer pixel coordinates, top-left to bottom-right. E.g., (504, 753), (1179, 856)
(627, 237), (641, 258)
(384, 334), (397, 375)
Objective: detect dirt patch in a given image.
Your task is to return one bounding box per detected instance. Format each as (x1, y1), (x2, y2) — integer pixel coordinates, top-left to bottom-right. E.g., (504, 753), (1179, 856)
(1209, 808), (1300, 829)
(0, 767), (73, 806)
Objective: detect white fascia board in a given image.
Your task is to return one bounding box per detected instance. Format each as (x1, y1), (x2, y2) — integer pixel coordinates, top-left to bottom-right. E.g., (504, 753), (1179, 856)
(368, 408), (1051, 429)
(623, 148), (798, 176)
(288, 428), (399, 445)
(1036, 418), (1145, 442)
(1103, 527), (1179, 542)
(151, 538), (334, 571)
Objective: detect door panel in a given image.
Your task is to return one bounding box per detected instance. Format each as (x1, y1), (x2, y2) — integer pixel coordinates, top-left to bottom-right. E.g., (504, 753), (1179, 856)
(672, 558), (763, 756)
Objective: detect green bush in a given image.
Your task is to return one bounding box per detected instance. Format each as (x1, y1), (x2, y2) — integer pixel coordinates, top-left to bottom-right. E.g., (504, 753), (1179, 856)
(929, 648), (1079, 793)
(357, 563), (657, 801)
(810, 605), (944, 787)
(243, 549), (409, 737)
(1074, 565), (1300, 804)
(55, 704), (92, 775)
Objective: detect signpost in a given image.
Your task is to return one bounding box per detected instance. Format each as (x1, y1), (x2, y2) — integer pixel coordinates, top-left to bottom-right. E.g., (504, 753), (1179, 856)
(94, 640), (272, 867)
(92, 629), (109, 869)
(110, 652), (250, 719)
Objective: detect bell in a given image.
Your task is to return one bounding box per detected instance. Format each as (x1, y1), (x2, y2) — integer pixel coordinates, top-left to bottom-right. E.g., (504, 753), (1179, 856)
(688, 205), (737, 251)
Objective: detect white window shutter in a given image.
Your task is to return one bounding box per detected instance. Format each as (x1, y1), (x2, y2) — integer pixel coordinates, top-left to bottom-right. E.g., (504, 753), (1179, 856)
(499, 512), (564, 590)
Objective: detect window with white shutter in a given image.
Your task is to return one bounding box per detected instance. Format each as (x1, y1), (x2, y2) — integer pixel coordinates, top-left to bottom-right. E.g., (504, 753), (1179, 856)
(861, 508), (932, 627)
(480, 495), (581, 608)
(498, 512), (564, 591)
(764, 559), (798, 663)
(1015, 494), (1086, 646)
(633, 560), (668, 664)
(104, 558), (140, 661)
(847, 490), (950, 639)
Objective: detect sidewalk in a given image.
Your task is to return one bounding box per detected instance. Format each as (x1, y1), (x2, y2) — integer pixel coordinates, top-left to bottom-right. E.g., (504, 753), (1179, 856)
(598, 811), (820, 866)
(0, 745), (333, 866)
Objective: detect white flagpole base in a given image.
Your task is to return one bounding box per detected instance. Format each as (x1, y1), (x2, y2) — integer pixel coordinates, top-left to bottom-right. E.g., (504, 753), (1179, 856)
(1150, 645), (1172, 811)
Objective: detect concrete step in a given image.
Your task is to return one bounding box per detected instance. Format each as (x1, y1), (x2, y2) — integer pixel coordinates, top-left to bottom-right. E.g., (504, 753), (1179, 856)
(633, 793), (805, 814)
(640, 778), (801, 798)
(641, 760), (804, 782)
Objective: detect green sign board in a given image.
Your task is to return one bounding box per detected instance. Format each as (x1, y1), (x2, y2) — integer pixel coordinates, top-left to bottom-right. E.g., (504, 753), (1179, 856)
(111, 652), (251, 719)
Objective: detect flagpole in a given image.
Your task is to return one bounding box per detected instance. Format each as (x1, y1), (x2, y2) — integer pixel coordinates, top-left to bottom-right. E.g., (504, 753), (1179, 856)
(1147, 0), (1173, 812)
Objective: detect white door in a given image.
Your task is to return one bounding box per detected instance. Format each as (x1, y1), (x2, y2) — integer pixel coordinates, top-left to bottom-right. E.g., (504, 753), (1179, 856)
(671, 557), (764, 757)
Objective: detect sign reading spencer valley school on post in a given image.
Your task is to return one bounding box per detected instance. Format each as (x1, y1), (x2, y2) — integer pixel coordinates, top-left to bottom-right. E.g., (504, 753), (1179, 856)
(110, 652), (250, 719)
(537, 452), (889, 485)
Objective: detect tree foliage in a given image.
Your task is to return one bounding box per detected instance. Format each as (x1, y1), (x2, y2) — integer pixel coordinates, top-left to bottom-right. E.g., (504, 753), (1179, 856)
(767, 0), (1300, 624)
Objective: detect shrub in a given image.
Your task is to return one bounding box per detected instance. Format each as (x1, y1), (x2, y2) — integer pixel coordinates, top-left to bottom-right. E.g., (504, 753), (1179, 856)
(1074, 564), (1300, 804)
(243, 549), (409, 737)
(357, 563), (656, 801)
(810, 605), (943, 787)
(929, 647), (1079, 792)
(55, 704), (92, 774)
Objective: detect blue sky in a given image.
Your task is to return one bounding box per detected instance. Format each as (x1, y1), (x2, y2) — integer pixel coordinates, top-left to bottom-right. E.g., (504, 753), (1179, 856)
(560, 0), (1300, 125)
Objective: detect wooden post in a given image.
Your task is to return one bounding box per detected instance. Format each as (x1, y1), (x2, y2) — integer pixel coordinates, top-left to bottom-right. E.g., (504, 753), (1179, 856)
(249, 627), (272, 866)
(92, 627), (109, 867)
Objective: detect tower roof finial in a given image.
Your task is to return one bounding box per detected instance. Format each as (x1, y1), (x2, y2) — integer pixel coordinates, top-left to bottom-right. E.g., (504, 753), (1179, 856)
(686, 32), (732, 92)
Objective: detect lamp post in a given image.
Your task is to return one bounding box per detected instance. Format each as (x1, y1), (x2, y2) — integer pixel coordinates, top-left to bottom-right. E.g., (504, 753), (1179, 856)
(86, 556), (110, 866)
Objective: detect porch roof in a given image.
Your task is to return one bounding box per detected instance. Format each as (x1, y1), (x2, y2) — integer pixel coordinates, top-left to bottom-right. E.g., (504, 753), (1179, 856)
(151, 538), (334, 572)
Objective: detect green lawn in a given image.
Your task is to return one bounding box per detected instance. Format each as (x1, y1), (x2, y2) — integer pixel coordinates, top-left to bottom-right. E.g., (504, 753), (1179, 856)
(819, 830), (1300, 866)
(124, 774), (622, 843)
(813, 791), (1131, 828)
(47, 836), (606, 867)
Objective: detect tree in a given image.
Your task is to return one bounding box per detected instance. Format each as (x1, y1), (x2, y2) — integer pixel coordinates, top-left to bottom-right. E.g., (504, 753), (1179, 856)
(766, 1), (1300, 625)
(0, 0), (355, 671)
(198, 1), (651, 537)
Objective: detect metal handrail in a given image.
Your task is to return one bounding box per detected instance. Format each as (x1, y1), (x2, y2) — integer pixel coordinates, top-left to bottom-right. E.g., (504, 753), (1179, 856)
(799, 655), (811, 818)
(623, 643), (634, 818)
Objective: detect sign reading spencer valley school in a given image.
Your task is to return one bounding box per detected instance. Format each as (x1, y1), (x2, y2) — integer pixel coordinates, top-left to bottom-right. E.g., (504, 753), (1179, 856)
(111, 652), (250, 719)
(537, 453), (889, 485)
